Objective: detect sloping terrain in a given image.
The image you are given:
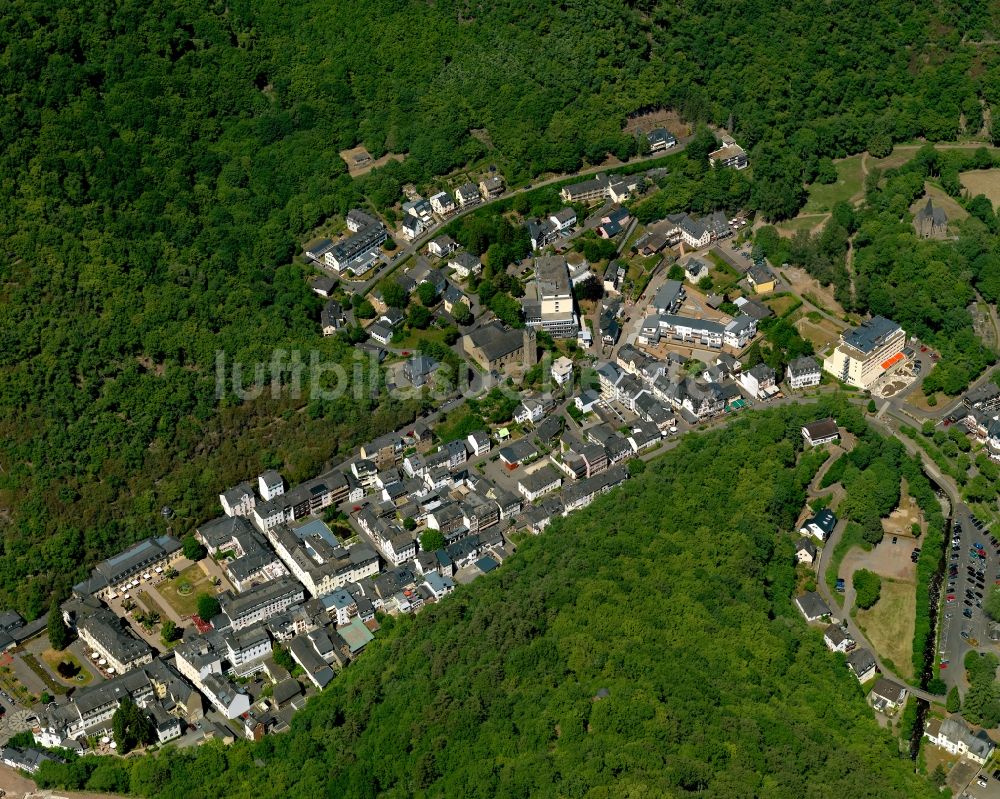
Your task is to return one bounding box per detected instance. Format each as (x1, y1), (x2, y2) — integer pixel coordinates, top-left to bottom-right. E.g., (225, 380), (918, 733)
(37, 403), (936, 798)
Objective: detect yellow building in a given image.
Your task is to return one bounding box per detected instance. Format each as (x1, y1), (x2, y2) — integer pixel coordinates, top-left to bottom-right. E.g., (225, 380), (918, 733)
(747, 263), (776, 294)
(822, 316), (905, 388)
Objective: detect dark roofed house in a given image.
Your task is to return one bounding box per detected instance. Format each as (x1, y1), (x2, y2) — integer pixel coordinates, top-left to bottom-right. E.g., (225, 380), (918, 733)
(869, 678), (907, 712)
(801, 508), (838, 541)
(795, 538), (817, 564)
(402, 355), (439, 387)
(646, 127), (677, 152)
(311, 276), (337, 298)
(801, 418), (839, 447)
(794, 591), (830, 622)
(846, 647), (877, 682)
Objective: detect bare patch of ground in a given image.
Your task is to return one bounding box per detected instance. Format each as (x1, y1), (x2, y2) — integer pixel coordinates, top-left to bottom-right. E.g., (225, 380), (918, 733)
(882, 479), (927, 538)
(340, 146), (407, 178)
(622, 109), (690, 139)
(779, 265), (847, 318)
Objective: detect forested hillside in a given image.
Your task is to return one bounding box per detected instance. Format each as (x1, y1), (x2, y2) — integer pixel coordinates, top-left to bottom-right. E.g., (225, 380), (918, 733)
(35, 402), (936, 798)
(1, 0), (997, 615)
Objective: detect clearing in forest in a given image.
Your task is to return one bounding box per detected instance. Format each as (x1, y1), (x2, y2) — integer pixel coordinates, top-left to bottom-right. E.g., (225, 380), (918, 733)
(340, 145), (407, 177)
(960, 168), (1000, 207)
(908, 183), (969, 226)
(801, 155), (865, 213)
(881, 478), (927, 539)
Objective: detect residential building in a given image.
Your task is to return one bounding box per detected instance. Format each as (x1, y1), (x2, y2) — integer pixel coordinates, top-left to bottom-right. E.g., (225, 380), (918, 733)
(479, 175), (504, 199)
(794, 591), (831, 622)
(320, 300), (346, 336)
(739, 364), (776, 399)
(786, 356), (821, 389)
(822, 316), (905, 389)
(708, 136), (749, 169)
(575, 389), (601, 414)
(400, 214), (423, 241)
(220, 577), (304, 630)
(869, 679), (907, 713)
(527, 217), (558, 251)
(549, 207), (577, 231)
(651, 280), (685, 315)
(560, 176), (609, 204)
(523, 256), (578, 338)
(442, 283), (467, 315)
(467, 431), (491, 457)
(220, 482), (256, 517)
(448, 251), (482, 279)
(324, 223), (387, 273)
(801, 508), (838, 541)
(646, 128), (677, 152)
(517, 466), (563, 502)
(427, 235), (458, 258)
(638, 313), (756, 350)
(360, 433), (404, 469)
(423, 571), (456, 600)
(346, 209), (379, 233)
(429, 191), (456, 216)
(455, 182), (481, 208)
(964, 383), (1000, 414)
(746, 262), (776, 293)
(801, 418), (840, 447)
(202, 673), (252, 719)
(795, 538), (817, 565)
(224, 625), (271, 676)
(823, 624), (854, 653)
(846, 648), (877, 683)
(924, 717), (994, 764)
(288, 636), (336, 689)
(551, 356), (574, 386)
(258, 471), (284, 502)
(403, 354), (439, 387)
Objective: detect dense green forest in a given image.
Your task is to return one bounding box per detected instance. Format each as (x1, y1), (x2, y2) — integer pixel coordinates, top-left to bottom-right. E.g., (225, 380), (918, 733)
(34, 402), (937, 798)
(1, 0), (998, 616)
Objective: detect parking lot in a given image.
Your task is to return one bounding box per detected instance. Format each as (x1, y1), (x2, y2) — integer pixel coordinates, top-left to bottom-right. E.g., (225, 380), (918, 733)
(941, 507), (996, 684)
(956, 765), (1000, 799)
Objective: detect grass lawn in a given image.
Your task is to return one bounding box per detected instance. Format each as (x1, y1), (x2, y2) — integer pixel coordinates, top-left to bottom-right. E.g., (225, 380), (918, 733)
(392, 325), (448, 351)
(802, 155), (864, 213)
(138, 589), (171, 622)
(764, 294), (801, 317)
(158, 563), (217, 619)
(855, 578), (916, 680)
(776, 214), (826, 236)
(794, 315), (842, 353)
(910, 182), (969, 224)
(959, 168), (1000, 208)
(41, 648), (93, 686)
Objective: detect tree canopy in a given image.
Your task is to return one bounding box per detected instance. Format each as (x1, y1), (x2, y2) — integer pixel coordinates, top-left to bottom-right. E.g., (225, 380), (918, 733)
(36, 401), (937, 798)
